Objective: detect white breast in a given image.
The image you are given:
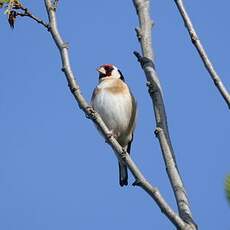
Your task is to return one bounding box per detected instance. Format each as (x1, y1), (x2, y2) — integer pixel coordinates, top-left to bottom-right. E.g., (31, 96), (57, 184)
(92, 79), (134, 146)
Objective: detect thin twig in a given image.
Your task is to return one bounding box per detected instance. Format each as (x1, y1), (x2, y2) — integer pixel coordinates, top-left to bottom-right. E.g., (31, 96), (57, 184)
(16, 6), (49, 29)
(43, 0), (190, 228)
(132, 0), (197, 229)
(174, 0), (230, 108)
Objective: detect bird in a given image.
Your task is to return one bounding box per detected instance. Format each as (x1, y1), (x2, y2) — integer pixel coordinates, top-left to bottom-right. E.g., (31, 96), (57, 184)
(91, 64), (137, 186)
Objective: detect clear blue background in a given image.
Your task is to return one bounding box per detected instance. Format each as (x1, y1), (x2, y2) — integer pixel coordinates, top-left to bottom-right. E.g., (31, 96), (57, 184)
(0, 1), (229, 229)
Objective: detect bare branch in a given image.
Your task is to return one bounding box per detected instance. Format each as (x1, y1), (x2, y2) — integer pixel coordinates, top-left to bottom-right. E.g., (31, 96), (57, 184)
(132, 0), (197, 229)
(43, 0), (190, 228)
(16, 6), (49, 29)
(174, 0), (230, 108)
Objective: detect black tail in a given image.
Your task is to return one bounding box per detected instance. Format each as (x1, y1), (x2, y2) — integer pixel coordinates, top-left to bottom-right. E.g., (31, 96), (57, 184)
(119, 163), (128, 186)
(118, 137), (133, 187)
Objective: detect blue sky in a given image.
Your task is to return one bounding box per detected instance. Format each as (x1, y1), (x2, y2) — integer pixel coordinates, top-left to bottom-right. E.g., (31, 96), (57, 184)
(0, 1), (229, 229)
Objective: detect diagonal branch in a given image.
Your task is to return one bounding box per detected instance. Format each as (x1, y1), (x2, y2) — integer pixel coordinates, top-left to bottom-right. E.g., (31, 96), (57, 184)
(43, 0), (191, 228)
(174, 0), (230, 108)
(16, 8), (49, 29)
(132, 0), (197, 229)
(13, 4), (49, 28)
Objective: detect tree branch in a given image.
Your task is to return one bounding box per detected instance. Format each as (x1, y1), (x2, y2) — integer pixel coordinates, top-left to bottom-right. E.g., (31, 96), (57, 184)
(52, 0), (59, 11)
(174, 0), (230, 108)
(132, 0), (197, 229)
(15, 5), (49, 29)
(43, 0), (191, 228)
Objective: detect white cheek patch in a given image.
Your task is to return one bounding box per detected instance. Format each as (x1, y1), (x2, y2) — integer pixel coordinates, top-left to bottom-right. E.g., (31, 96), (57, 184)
(111, 68), (122, 79)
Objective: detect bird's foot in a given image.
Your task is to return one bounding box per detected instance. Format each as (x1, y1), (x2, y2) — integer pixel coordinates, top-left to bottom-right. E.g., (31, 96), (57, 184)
(85, 106), (96, 120)
(105, 130), (117, 143)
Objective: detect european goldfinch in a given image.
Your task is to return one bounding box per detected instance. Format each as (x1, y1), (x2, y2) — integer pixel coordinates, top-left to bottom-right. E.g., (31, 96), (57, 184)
(91, 64), (137, 186)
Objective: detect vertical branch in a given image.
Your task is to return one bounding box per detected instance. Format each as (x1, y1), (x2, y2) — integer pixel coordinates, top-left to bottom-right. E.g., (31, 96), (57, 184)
(43, 0), (190, 228)
(132, 0), (197, 229)
(174, 0), (230, 108)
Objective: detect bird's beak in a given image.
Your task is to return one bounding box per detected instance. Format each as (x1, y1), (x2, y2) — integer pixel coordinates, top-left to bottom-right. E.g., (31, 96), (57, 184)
(96, 67), (106, 75)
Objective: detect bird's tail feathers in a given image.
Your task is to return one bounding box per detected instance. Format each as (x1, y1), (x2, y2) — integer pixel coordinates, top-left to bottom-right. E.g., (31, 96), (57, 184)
(118, 140), (132, 187)
(119, 163), (128, 186)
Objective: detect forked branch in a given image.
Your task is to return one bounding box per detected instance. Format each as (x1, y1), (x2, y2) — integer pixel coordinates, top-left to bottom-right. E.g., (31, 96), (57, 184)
(5, 1), (49, 29)
(16, 6), (49, 29)
(43, 0), (190, 228)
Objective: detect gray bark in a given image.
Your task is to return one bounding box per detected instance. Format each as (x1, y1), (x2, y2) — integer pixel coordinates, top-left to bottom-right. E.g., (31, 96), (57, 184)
(174, 0), (230, 108)
(132, 0), (197, 229)
(43, 0), (192, 229)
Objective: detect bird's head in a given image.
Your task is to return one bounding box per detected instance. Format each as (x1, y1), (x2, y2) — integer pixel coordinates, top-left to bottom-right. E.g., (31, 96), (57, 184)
(96, 64), (125, 82)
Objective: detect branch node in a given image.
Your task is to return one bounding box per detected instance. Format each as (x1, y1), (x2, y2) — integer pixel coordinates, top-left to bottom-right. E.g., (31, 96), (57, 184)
(174, 185), (186, 194)
(133, 51), (155, 69)
(85, 106), (96, 120)
(52, 0), (59, 11)
(15, 5), (49, 29)
(179, 211), (198, 229)
(213, 78), (219, 86)
(105, 132), (114, 142)
(61, 42), (69, 49)
(69, 85), (80, 94)
(48, 5), (55, 12)
(132, 179), (142, 186)
(154, 127), (162, 137)
(135, 27), (142, 41)
(146, 82), (157, 95)
(190, 31), (198, 44)
(47, 24), (51, 31)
